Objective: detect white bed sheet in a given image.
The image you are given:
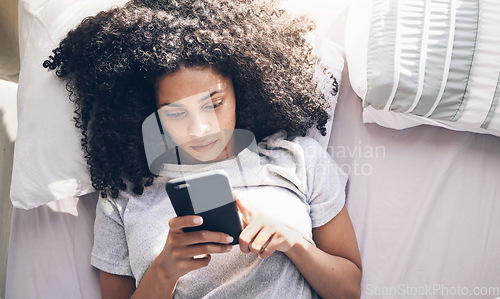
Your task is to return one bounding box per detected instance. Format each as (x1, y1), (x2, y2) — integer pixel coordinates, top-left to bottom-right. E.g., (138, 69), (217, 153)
(6, 193), (100, 299)
(6, 65), (500, 298)
(332, 66), (500, 298)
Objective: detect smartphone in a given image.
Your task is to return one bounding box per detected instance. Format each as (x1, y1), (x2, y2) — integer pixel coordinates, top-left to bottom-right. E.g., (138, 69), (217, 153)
(165, 170), (242, 245)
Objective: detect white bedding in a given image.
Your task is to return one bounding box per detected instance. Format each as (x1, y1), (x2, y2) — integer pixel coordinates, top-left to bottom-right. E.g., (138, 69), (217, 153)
(7, 65), (500, 298)
(332, 66), (500, 298)
(6, 193), (100, 299)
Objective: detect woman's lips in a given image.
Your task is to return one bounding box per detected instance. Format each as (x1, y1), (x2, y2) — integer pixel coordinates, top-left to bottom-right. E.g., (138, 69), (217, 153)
(190, 140), (218, 152)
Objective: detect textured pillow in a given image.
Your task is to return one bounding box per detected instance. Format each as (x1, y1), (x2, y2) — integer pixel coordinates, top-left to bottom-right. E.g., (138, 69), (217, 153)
(11, 0), (343, 209)
(345, 0), (500, 137)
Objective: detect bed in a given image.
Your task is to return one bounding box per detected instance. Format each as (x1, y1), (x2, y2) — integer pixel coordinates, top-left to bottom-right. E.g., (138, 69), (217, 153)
(4, 0), (500, 298)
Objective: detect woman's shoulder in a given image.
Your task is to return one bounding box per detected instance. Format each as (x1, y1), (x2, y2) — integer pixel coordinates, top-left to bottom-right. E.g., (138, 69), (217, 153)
(260, 130), (327, 159)
(258, 130), (347, 206)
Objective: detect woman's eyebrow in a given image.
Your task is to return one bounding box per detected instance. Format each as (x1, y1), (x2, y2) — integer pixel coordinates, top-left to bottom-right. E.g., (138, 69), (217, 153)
(201, 90), (222, 101)
(159, 90), (222, 107)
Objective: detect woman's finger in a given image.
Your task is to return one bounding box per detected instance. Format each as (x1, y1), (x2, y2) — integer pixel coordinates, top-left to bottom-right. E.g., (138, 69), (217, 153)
(177, 254), (212, 273)
(258, 230), (293, 259)
(248, 226), (274, 254)
(184, 243), (233, 258)
(238, 220), (262, 254)
(180, 230), (234, 246)
(168, 215), (203, 232)
(234, 194), (252, 225)
(258, 235), (277, 259)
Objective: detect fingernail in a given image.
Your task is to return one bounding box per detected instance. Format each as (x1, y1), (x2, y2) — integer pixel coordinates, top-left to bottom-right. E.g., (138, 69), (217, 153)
(226, 245), (233, 252)
(226, 236), (234, 243)
(194, 217), (203, 225)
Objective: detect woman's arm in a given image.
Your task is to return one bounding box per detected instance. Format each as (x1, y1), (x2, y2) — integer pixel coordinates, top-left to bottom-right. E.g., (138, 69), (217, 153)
(98, 256), (180, 299)
(99, 271), (136, 299)
(286, 206), (362, 298)
(238, 199), (362, 299)
(99, 215), (234, 299)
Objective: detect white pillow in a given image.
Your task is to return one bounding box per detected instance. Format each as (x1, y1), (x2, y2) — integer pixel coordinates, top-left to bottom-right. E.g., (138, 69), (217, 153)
(11, 0), (344, 209)
(345, 0), (500, 137)
(282, 0), (346, 147)
(308, 37), (344, 149)
(11, 0), (128, 209)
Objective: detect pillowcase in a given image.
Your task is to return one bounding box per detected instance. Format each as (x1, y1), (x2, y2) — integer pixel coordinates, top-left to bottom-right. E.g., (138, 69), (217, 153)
(11, 0), (128, 209)
(345, 0), (500, 137)
(282, 0), (347, 147)
(308, 37), (344, 149)
(11, 0), (344, 209)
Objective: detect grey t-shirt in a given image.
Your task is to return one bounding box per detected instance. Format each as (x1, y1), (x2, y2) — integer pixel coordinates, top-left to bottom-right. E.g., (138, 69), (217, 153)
(91, 131), (347, 298)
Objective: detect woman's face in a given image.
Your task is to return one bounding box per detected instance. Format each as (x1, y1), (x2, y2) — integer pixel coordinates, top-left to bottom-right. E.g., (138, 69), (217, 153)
(156, 66), (236, 163)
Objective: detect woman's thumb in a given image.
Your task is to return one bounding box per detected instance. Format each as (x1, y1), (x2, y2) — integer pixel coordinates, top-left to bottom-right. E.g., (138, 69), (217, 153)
(234, 191), (252, 225)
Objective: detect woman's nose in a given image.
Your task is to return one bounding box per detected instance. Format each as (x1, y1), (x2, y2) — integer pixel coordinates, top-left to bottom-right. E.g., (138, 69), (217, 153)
(187, 114), (212, 137)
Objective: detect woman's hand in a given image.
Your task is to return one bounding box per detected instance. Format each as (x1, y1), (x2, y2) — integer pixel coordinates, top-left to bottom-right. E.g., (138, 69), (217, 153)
(128, 216), (234, 298)
(236, 194), (362, 299)
(156, 215), (234, 281)
(236, 195), (306, 259)
(107, 215), (234, 299)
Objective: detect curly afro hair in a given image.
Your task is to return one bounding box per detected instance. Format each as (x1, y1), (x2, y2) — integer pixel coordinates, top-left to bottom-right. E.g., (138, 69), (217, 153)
(43, 0), (338, 198)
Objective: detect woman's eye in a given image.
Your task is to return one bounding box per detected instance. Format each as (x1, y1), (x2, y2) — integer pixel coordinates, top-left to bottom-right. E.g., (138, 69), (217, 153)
(204, 99), (223, 110)
(165, 111), (186, 119)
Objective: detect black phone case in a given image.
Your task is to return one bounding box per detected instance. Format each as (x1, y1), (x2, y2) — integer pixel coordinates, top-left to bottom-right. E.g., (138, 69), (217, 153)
(166, 177), (242, 245)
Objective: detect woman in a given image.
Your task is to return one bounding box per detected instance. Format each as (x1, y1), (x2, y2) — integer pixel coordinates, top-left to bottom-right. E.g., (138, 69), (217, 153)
(44, 0), (362, 298)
